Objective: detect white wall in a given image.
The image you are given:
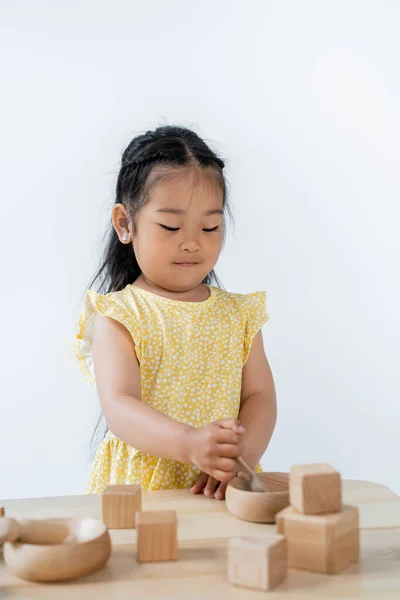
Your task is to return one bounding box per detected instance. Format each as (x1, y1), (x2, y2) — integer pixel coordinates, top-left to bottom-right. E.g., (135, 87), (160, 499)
(1, 0), (398, 499)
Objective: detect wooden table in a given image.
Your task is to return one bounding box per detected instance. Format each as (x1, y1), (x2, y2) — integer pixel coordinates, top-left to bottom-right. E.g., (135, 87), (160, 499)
(1, 480), (400, 598)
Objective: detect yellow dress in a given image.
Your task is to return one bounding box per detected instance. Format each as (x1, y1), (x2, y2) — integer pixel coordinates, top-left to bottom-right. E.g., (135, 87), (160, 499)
(76, 283), (269, 493)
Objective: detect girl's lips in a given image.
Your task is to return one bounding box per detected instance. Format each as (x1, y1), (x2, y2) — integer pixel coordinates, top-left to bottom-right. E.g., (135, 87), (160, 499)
(174, 262), (199, 267)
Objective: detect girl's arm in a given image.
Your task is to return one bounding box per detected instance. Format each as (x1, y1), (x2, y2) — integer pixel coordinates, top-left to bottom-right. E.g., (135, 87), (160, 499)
(91, 314), (243, 481)
(191, 330), (277, 500)
(237, 330), (277, 467)
(92, 314), (193, 462)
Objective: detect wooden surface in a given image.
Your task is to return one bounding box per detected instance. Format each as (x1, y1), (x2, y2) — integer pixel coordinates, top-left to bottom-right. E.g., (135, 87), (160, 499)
(1, 479), (400, 599)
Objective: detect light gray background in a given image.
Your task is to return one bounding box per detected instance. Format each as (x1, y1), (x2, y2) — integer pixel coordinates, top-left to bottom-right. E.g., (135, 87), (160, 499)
(1, 0), (398, 499)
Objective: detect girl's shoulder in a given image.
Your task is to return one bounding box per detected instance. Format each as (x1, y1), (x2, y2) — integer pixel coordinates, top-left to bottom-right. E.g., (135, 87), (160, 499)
(212, 287), (270, 365)
(79, 285), (139, 331)
(75, 284), (141, 386)
(211, 286), (268, 314)
(79, 284), (133, 312)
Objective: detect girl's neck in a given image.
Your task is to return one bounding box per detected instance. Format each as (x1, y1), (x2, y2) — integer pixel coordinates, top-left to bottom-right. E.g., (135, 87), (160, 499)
(132, 276), (210, 303)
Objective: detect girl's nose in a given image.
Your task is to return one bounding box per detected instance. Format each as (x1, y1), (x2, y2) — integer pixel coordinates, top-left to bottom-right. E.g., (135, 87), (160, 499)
(179, 237), (200, 252)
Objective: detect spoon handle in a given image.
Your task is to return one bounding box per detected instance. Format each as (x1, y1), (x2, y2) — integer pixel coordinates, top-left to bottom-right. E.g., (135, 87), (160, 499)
(236, 457), (267, 492)
(236, 457), (256, 478)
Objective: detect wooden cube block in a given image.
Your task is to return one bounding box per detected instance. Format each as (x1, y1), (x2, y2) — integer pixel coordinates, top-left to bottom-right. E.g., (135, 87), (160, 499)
(275, 504), (359, 574)
(290, 463), (342, 514)
(102, 484), (141, 529)
(136, 510), (177, 562)
(228, 536), (287, 591)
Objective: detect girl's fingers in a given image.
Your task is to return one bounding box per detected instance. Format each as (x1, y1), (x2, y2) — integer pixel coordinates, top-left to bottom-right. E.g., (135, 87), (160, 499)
(204, 476), (219, 498)
(217, 442), (242, 459)
(211, 469), (238, 483)
(214, 457), (238, 473)
(190, 472), (208, 494)
(215, 418), (246, 434)
(215, 428), (241, 445)
(215, 481), (228, 501)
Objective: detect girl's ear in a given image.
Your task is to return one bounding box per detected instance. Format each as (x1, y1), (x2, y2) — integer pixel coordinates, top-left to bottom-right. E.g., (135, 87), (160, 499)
(112, 203), (132, 243)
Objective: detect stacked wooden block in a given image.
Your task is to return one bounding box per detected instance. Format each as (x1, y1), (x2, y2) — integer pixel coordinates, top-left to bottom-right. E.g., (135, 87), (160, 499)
(102, 484), (177, 563)
(227, 463), (360, 592)
(276, 463), (360, 574)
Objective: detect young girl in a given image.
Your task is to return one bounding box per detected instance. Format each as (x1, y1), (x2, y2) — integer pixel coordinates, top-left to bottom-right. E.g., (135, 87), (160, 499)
(76, 125), (277, 501)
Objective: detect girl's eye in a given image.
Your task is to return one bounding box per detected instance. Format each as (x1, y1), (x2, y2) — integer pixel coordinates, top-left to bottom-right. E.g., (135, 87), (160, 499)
(159, 225), (220, 232)
(160, 225), (180, 231)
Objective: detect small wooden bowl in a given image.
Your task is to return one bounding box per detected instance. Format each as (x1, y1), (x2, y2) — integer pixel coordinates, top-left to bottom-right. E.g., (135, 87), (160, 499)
(226, 472), (289, 523)
(3, 518), (111, 582)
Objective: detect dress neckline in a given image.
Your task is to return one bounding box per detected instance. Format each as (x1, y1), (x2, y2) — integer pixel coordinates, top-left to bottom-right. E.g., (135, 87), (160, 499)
(129, 284), (216, 308)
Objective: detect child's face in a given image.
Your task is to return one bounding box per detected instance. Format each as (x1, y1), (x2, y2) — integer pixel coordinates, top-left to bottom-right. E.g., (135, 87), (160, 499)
(133, 168), (224, 292)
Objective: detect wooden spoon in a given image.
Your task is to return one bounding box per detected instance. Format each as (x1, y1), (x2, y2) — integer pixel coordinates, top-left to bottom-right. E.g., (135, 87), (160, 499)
(236, 457), (267, 492)
(0, 517), (70, 545)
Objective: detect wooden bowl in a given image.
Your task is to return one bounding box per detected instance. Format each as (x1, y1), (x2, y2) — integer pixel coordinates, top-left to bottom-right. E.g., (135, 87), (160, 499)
(3, 518), (111, 582)
(226, 472), (289, 523)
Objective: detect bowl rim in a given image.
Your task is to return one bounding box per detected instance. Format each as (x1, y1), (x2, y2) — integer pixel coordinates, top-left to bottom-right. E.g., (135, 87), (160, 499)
(5, 517), (109, 549)
(227, 471), (289, 496)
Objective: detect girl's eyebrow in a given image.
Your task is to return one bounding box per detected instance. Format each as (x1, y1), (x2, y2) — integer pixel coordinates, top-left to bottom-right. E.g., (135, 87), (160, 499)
(156, 208), (223, 216)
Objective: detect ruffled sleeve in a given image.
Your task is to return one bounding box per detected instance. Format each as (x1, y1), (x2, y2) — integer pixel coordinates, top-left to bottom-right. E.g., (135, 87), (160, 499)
(241, 291), (269, 365)
(75, 288), (141, 386)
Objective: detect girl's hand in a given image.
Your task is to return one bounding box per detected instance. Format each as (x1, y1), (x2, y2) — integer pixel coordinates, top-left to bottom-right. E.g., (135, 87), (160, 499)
(186, 418), (245, 482)
(191, 472), (230, 500)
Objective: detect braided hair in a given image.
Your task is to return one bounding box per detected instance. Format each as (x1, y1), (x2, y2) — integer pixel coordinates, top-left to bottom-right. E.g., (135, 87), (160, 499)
(88, 125), (231, 295)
